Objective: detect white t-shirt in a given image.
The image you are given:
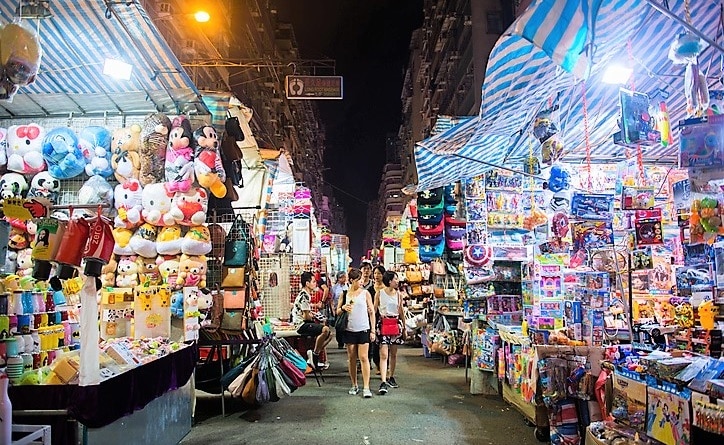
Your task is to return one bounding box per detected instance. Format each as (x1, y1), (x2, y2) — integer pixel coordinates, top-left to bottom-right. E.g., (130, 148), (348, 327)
(291, 289), (311, 328)
(378, 288), (400, 317)
(346, 289), (371, 332)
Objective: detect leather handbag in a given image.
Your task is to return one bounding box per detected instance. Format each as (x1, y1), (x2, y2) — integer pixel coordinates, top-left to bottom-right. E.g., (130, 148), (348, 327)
(242, 367), (259, 404)
(406, 267), (423, 283)
(207, 212), (227, 260)
(202, 287), (225, 332)
(431, 259), (446, 276)
(223, 288), (246, 310)
(381, 317), (400, 336)
(224, 214), (248, 267)
(221, 310), (246, 331)
(285, 349), (308, 373)
(221, 267), (246, 288)
(280, 358), (306, 387)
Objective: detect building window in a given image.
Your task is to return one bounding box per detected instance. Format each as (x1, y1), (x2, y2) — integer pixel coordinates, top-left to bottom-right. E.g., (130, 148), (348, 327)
(486, 11), (504, 35)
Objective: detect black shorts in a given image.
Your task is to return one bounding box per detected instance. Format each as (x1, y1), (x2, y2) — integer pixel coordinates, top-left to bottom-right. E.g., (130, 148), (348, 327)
(297, 322), (324, 337)
(343, 329), (370, 345)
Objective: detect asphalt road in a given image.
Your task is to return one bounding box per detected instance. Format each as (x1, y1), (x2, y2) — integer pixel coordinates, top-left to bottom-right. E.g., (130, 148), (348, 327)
(181, 346), (541, 445)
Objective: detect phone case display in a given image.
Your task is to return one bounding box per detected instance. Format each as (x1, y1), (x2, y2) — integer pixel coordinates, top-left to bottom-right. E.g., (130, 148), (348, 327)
(100, 288), (134, 339)
(133, 286), (171, 339)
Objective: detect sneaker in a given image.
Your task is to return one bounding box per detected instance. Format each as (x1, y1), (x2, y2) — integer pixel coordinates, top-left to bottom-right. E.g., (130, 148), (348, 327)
(363, 388), (373, 398)
(348, 386), (360, 395)
(378, 381), (389, 395)
(322, 362), (331, 370)
(388, 376), (399, 388)
(307, 350), (321, 370)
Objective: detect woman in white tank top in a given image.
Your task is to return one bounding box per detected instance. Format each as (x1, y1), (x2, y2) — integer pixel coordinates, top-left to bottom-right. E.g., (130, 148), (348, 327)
(336, 267), (376, 398)
(374, 271), (404, 394)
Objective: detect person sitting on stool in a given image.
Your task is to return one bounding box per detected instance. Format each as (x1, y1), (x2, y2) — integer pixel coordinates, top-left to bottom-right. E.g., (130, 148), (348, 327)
(293, 271), (333, 370)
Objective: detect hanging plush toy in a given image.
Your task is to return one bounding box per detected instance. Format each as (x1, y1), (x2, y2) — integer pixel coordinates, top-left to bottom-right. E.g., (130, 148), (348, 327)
(0, 171), (28, 201)
(169, 186), (208, 226)
(111, 124), (142, 183)
(113, 179), (143, 229)
(669, 32), (709, 117)
(27, 171), (60, 204)
(164, 116), (195, 194)
(177, 254), (207, 288)
(42, 127), (87, 179)
(6, 123), (45, 174)
(0, 23), (42, 100)
(139, 112), (171, 186)
(547, 164), (571, 193)
(76, 175), (114, 217)
(181, 225), (212, 256)
(193, 125), (227, 198)
(156, 225), (183, 255)
(141, 183), (176, 226)
(129, 222), (158, 258)
(79, 126), (113, 178)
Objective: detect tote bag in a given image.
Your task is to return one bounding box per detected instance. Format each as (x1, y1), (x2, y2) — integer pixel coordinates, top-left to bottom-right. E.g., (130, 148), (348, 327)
(224, 214), (249, 267)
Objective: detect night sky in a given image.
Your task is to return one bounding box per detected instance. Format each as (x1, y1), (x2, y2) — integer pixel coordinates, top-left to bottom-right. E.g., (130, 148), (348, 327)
(276, 0), (424, 263)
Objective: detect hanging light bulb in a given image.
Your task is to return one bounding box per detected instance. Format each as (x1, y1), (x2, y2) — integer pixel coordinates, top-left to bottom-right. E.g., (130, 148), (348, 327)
(602, 64), (633, 85)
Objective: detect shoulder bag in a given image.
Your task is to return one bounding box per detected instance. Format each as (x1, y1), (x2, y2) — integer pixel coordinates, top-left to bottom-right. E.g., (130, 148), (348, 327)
(334, 290), (349, 344)
(223, 288), (246, 310)
(224, 214), (249, 267)
(221, 266), (246, 288)
(381, 317), (401, 336)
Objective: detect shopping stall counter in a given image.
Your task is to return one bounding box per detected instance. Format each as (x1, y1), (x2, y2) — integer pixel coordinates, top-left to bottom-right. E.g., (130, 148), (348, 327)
(9, 343), (196, 444)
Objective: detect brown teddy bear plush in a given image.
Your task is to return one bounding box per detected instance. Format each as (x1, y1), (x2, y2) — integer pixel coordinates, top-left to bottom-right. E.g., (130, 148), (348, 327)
(111, 124), (142, 184)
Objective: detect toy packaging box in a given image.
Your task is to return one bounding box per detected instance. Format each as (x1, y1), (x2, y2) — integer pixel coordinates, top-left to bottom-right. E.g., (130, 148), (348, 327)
(679, 114), (724, 168)
(611, 372), (647, 430)
(646, 383), (691, 445)
(100, 288), (134, 340)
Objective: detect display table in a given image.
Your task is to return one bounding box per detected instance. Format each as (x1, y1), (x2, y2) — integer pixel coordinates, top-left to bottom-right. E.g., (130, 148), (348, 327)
(9, 343), (196, 444)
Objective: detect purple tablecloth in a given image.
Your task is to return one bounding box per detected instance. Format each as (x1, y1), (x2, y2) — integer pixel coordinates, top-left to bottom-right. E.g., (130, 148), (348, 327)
(9, 343), (196, 428)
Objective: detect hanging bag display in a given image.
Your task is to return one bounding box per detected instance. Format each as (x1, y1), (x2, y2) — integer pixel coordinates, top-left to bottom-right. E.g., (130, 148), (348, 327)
(224, 214), (248, 267)
(221, 267), (246, 288)
(381, 317), (401, 336)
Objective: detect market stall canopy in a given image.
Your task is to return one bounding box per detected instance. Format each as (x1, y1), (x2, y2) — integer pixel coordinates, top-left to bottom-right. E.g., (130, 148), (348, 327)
(0, 0), (208, 118)
(413, 0), (723, 191)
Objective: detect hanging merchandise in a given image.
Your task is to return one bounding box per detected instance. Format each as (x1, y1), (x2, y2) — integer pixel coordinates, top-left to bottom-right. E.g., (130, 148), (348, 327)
(0, 22), (42, 102)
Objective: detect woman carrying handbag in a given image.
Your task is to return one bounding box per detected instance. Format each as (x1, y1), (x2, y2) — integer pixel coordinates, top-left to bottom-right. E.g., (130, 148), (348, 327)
(374, 271), (405, 395)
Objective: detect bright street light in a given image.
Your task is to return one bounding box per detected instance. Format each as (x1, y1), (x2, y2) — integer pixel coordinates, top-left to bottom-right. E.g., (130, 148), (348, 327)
(103, 58), (133, 80)
(194, 11), (210, 23)
(601, 64), (633, 85)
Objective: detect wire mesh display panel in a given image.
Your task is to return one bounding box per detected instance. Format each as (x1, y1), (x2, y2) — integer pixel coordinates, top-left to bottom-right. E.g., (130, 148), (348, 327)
(205, 209), (258, 288)
(258, 254), (292, 320)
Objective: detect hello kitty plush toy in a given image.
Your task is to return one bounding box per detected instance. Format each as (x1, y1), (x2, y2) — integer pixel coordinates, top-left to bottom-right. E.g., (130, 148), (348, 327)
(6, 123), (45, 174)
(164, 116), (195, 194)
(114, 179), (144, 228)
(169, 186), (208, 226)
(141, 182), (176, 226)
(193, 125), (226, 198)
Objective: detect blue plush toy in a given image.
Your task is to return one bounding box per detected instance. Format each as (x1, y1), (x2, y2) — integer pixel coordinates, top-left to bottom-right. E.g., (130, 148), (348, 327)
(79, 126), (113, 178)
(42, 127), (86, 179)
(170, 290), (184, 318)
(548, 164), (571, 193)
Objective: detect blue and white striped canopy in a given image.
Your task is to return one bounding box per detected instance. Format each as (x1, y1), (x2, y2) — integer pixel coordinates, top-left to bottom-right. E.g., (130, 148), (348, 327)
(0, 0), (208, 117)
(414, 0), (723, 191)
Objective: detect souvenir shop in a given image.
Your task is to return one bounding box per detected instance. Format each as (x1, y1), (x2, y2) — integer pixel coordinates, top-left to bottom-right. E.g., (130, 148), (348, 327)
(406, 1), (724, 444)
(0, 2), (320, 444)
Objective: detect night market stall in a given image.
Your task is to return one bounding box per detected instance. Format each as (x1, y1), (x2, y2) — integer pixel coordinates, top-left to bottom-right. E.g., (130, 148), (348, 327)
(408, 0), (724, 444)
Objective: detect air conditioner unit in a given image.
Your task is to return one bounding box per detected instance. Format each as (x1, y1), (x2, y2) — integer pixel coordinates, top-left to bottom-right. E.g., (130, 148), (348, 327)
(157, 2), (172, 17)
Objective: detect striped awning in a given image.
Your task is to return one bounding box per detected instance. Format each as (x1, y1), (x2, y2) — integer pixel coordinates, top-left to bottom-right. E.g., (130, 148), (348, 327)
(201, 91), (232, 134)
(0, 0), (209, 118)
(414, 0), (722, 191)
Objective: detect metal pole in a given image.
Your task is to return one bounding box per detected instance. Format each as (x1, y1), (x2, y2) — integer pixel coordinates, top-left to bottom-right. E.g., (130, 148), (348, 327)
(644, 0), (724, 55)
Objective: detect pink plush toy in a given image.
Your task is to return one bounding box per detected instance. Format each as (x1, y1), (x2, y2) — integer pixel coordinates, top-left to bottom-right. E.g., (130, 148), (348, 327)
(164, 116), (195, 194)
(7, 123), (45, 174)
(169, 186), (208, 226)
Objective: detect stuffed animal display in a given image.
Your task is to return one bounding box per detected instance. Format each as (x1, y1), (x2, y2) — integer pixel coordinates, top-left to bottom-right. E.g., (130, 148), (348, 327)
(79, 126), (113, 178)
(7, 123), (45, 174)
(140, 112), (171, 186)
(141, 183), (176, 226)
(111, 124), (142, 184)
(42, 127), (86, 179)
(113, 179), (144, 229)
(164, 116), (195, 193)
(27, 171), (60, 203)
(177, 254), (207, 288)
(116, 255), (139, 287)
(169, 186), (208, 226)
(193, 125), (226, 198)
(0, 172), (28, 201)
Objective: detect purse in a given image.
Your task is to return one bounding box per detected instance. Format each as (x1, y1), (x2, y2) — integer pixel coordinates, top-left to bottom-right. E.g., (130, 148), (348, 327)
(220, 310), (246, 331)
(431, 258), (446, 276)
(406, 267), (423, 283)
(223, 288), (246, 310)
(202, 287), (225, 332)
(334, 291), (349, 344)
(221, 267), (246, 288)
(381, 317), (400, 336)
(224, 214), (249, 267)
(241, 367), (259, 404)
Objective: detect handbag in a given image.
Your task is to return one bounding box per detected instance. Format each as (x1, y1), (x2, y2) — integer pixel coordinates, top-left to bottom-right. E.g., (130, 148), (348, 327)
(224, 214), (249, 267)
(381, 317), (401, 336)
(223, 288), (246, 310)
(334, 291), (349, 344)
(202, 286), (225, 332)
(431, 258), (446, 276)
(406, 267), (422, 283)
(285, 349), (308, 373)
(279, 357), (306, 387)
(207, 210), (227, 260)
(256, 365), (270, 403)
(241, 367), (259, 404)
(221, 267), (246, 288)
(220, 310), (246, 331)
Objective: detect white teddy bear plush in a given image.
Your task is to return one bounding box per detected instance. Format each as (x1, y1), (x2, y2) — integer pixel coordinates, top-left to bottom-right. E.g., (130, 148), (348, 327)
(6, 123), (45, 174)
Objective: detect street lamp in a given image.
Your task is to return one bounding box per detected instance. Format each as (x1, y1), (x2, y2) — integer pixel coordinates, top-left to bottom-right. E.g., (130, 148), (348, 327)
(193, 10), (210, 23)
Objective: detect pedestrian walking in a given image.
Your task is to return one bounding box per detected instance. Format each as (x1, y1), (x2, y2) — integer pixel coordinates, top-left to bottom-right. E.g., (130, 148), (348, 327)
(336, 267), (376, 398)
(374, 271), (404, 394)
